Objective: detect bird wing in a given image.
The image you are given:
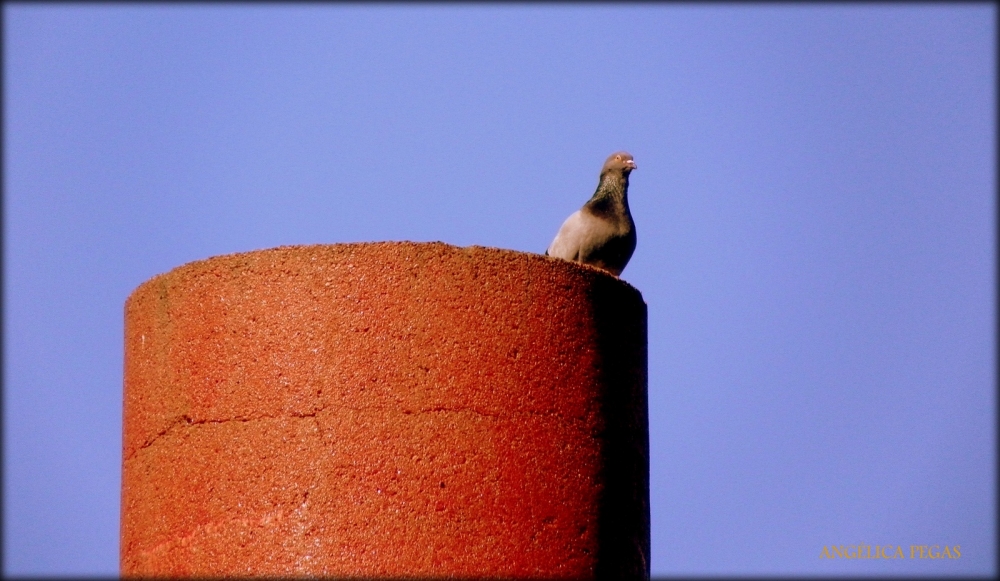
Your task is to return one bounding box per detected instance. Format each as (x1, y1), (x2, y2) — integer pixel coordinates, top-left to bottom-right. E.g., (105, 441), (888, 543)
(546, 209), (617, 263)
(546, 210), (584, 260)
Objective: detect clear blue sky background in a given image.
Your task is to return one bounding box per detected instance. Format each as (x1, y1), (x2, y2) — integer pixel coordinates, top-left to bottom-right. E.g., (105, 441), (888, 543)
(3, 4), (995, 577)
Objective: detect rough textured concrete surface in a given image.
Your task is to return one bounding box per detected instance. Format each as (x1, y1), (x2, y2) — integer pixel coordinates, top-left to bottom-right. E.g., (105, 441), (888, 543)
(121, 242), (648, 579)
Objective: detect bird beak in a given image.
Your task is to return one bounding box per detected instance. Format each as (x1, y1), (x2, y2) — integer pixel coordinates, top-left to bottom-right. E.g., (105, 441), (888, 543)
(626, 160), (637, 170)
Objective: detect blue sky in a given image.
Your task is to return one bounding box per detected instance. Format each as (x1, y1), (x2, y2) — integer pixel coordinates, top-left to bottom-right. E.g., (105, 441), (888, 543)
(3, 4), (995, 577)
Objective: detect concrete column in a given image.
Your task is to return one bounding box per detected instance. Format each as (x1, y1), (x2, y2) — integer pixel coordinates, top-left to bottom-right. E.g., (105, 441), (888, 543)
(121, 242), (648, 578)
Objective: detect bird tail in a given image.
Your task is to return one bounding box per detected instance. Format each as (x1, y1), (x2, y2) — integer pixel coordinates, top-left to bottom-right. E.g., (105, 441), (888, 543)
(544, 249), (549, 256)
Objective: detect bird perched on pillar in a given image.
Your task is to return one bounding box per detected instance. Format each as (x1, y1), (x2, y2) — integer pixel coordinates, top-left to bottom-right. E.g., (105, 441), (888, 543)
(545, 151), (638, 276)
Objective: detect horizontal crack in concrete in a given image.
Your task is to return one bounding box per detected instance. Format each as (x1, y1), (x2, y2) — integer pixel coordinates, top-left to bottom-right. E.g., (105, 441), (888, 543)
(401, 405), (501, 419)
(125, 403), (555, 462)
(125, 410), (320, 462)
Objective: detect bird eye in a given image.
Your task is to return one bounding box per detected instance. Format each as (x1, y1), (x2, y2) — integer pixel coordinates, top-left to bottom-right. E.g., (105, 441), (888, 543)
(615, 155), (621, 160)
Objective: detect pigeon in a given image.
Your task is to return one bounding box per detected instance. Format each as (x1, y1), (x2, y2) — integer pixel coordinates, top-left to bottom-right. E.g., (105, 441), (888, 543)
(545, 151), (638, 276)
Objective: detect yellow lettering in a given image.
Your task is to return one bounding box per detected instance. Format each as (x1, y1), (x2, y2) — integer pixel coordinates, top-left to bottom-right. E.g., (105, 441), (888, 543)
(930, 545), (940, 559)
(954, 545), (961, 558)
(920, 545), (929, 558)
(820, 546), (833, 559)
(847, 545), (857, 559)
(893, 545), (903, 559)
(943, 546), (954, 559)
(910, 545), (918, 559)
(832, 545), (845, 558)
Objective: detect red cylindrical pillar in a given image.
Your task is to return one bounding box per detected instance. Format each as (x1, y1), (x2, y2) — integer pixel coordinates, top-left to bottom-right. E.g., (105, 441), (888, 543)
(121, 242), (648, 578)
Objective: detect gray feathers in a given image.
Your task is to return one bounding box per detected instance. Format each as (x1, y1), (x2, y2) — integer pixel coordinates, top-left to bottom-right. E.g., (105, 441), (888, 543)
(546, 152), (637, 276)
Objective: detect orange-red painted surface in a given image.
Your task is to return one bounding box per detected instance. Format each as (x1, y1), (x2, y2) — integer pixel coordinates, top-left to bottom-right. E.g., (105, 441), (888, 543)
(121, 242), (648, 579)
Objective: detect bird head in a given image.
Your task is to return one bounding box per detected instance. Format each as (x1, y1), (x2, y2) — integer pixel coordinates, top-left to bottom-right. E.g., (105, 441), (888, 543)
(602, 151), (637, 176)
